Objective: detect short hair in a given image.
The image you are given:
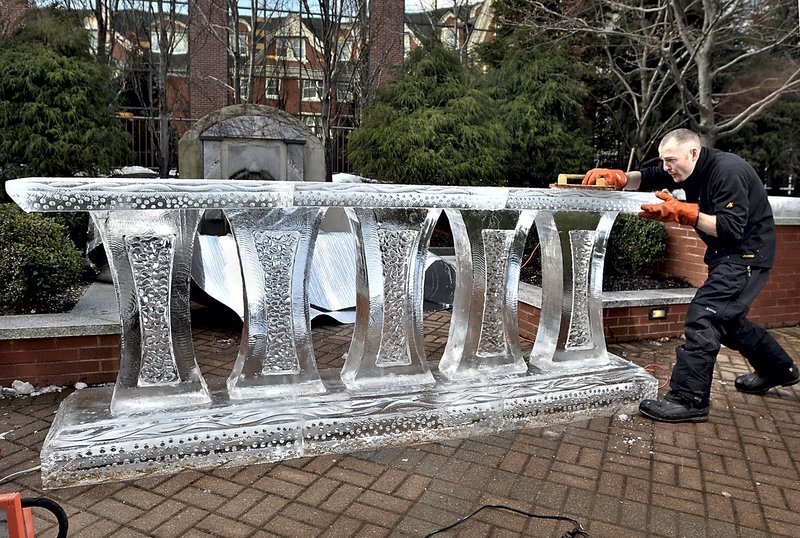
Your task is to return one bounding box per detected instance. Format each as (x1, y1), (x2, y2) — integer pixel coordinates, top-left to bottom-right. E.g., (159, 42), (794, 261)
(660, 128), (701, 149)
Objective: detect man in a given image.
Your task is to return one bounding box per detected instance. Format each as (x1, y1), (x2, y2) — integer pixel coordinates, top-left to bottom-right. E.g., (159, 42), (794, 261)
(582, 128), (798, 423)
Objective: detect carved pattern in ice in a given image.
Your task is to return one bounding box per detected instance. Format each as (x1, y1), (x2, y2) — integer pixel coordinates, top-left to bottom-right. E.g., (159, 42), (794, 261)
(477, 229), (514, 356)
(567, 230), (594, 349)
(253, 231), (300, 374)
(125, 235), (178, 384)
(376, 229), (416, 367)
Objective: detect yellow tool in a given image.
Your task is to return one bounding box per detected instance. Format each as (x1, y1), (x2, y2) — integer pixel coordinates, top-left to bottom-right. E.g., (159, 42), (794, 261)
(550, 173), (618, 190)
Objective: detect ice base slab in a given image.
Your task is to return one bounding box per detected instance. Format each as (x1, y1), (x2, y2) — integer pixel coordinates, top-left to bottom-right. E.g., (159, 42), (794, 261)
(40, 355), (657, 488)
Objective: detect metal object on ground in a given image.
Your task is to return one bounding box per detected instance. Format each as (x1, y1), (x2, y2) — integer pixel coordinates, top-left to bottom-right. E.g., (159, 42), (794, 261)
(0, 493), (68, 538)
(191, 229), (456, 320)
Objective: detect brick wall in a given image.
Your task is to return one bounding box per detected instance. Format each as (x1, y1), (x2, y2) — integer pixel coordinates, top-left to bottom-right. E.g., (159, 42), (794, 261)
(0, 0), (27, 37)
(0, 335), (119, 387)
(654, 223), (800, 328)
(750, 226), (800, 328)
(189, 0), (229, 121)
(652, 222), (708, 286)
(519, 302), (690, 344)
(369, 0), (405, 87)
(602, 304), (689, 343)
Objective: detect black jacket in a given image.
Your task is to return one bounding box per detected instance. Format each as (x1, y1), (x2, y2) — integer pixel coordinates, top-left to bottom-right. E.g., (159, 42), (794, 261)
(640, 147), (775, 268)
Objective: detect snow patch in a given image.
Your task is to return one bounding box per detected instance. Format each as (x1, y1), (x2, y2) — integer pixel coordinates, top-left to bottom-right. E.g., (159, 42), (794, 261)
(113, 166), (158, 178)
(2, 380), (64, 398)
(11, 380), (34, 395)
(332, 173), (364, 183)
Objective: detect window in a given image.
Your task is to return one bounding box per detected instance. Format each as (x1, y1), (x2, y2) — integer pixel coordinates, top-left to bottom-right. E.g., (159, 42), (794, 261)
(229, 32), (249, 54)
(150, 21), (188, 55)
(84, 17), (100, 54)
(441, 26), (457, 49)
(276, 37), (304, 60)
(336, 81), (352, 101)
(338, 40), (351, 62)
(89, 29), (99, 53)
(303, 79), (323, 101)
(239, 79), (248, 101)
(302, 114), (321, 135)
(265, 78), (281, 99)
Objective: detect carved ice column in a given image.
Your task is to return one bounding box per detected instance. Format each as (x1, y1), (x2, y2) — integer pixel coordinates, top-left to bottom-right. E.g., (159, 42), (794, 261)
(530, 211), (618, 369)
(341, 208), (440, 390)
(92, 210), (211, 415)
(439, 210), (535, 380)
(225, 208), (326, 398)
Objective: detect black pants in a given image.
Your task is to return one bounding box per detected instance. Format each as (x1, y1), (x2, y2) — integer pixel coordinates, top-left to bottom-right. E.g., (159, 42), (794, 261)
(669, 262), (795, 408)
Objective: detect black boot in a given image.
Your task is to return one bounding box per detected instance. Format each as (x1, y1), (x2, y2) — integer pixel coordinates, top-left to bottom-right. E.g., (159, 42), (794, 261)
(735, 365), (800, 395)
(639, 392), (709, 423)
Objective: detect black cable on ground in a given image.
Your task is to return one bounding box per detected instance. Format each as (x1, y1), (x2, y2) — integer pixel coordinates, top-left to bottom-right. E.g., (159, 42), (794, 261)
(21, 497), (69, 538)
(423, 503), (591, 537)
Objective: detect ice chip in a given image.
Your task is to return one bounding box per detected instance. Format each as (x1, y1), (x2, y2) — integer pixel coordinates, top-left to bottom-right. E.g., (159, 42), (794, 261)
(11, 380), (35, 395)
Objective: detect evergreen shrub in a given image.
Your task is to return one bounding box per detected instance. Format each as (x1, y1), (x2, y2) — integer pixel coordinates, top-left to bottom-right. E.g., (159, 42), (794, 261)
(48, 212), (90, 252)
(606, 214), (668, 276)
(0, 204), (82, 310)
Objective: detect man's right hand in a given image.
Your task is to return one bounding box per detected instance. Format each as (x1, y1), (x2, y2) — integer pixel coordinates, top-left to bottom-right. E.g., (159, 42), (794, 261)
(582, 168), (627, 188)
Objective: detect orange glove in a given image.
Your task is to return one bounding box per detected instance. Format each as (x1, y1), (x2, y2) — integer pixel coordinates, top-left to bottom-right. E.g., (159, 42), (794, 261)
(581, 168), (627, 188)
(639, 191), (699, 226)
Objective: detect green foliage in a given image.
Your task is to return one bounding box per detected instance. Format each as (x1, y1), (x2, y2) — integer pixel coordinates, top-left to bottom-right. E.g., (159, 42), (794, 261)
(347, 41), (512, 186)
(348, 8), (596, 188)
(520, 214), (668, 284)
(606, 214), (668, 276)
(0, 8), (131, 198)
(47, 212), (91, 252)
(477, 11), (595, 187)
(11, 7), (93, 59)
(0, 204), (82, 310)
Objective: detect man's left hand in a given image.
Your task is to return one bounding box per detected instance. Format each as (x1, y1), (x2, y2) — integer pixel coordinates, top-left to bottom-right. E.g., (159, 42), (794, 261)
(639, 191), (699, 226)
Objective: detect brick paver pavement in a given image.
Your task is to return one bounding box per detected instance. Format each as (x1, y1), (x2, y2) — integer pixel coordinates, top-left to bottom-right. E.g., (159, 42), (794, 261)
(2, 306), (799, 537)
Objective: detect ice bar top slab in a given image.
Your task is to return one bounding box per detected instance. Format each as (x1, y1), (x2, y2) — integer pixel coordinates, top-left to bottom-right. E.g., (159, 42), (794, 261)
(6, 178), (659, 213)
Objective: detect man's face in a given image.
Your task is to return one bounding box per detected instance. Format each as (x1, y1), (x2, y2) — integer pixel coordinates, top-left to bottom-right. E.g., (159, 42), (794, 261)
(659, 141), (699, 182)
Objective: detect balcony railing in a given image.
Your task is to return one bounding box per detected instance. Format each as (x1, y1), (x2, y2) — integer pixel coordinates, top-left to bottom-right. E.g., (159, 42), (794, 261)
(7, 178), (659, 488)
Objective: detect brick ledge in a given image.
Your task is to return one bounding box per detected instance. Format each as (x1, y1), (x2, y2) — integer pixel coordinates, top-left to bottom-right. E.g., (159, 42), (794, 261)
(518, 282), (697, 309)
(0, 283), (120, 340)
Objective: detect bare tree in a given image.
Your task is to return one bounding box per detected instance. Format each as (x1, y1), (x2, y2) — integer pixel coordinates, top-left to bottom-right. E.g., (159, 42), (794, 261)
(54, 0), (192, 176)
(297, 0), (363, 175)
(515, 0), (800, 157)
(55, 0), (122, 67)
(665, 0), (800, 145)
(409, 0), (482, 64)
(54, 0), (402, 176)
(226, 0), (377, 175)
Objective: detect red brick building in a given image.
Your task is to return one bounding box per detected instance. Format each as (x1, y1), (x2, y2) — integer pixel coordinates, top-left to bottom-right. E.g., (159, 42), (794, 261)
(0, 0), (29, 37)
(10, 1), (495, 171)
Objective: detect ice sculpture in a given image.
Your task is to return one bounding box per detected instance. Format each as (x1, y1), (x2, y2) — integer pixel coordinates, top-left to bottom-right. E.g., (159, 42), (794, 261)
(340, 208), (440, 390)
(6, 178), (659, 488)
(439, 210), (534, 380)
(531, 211), (617, 369)
(91, 209), (211, 414)
(225, 207), (325, 398)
